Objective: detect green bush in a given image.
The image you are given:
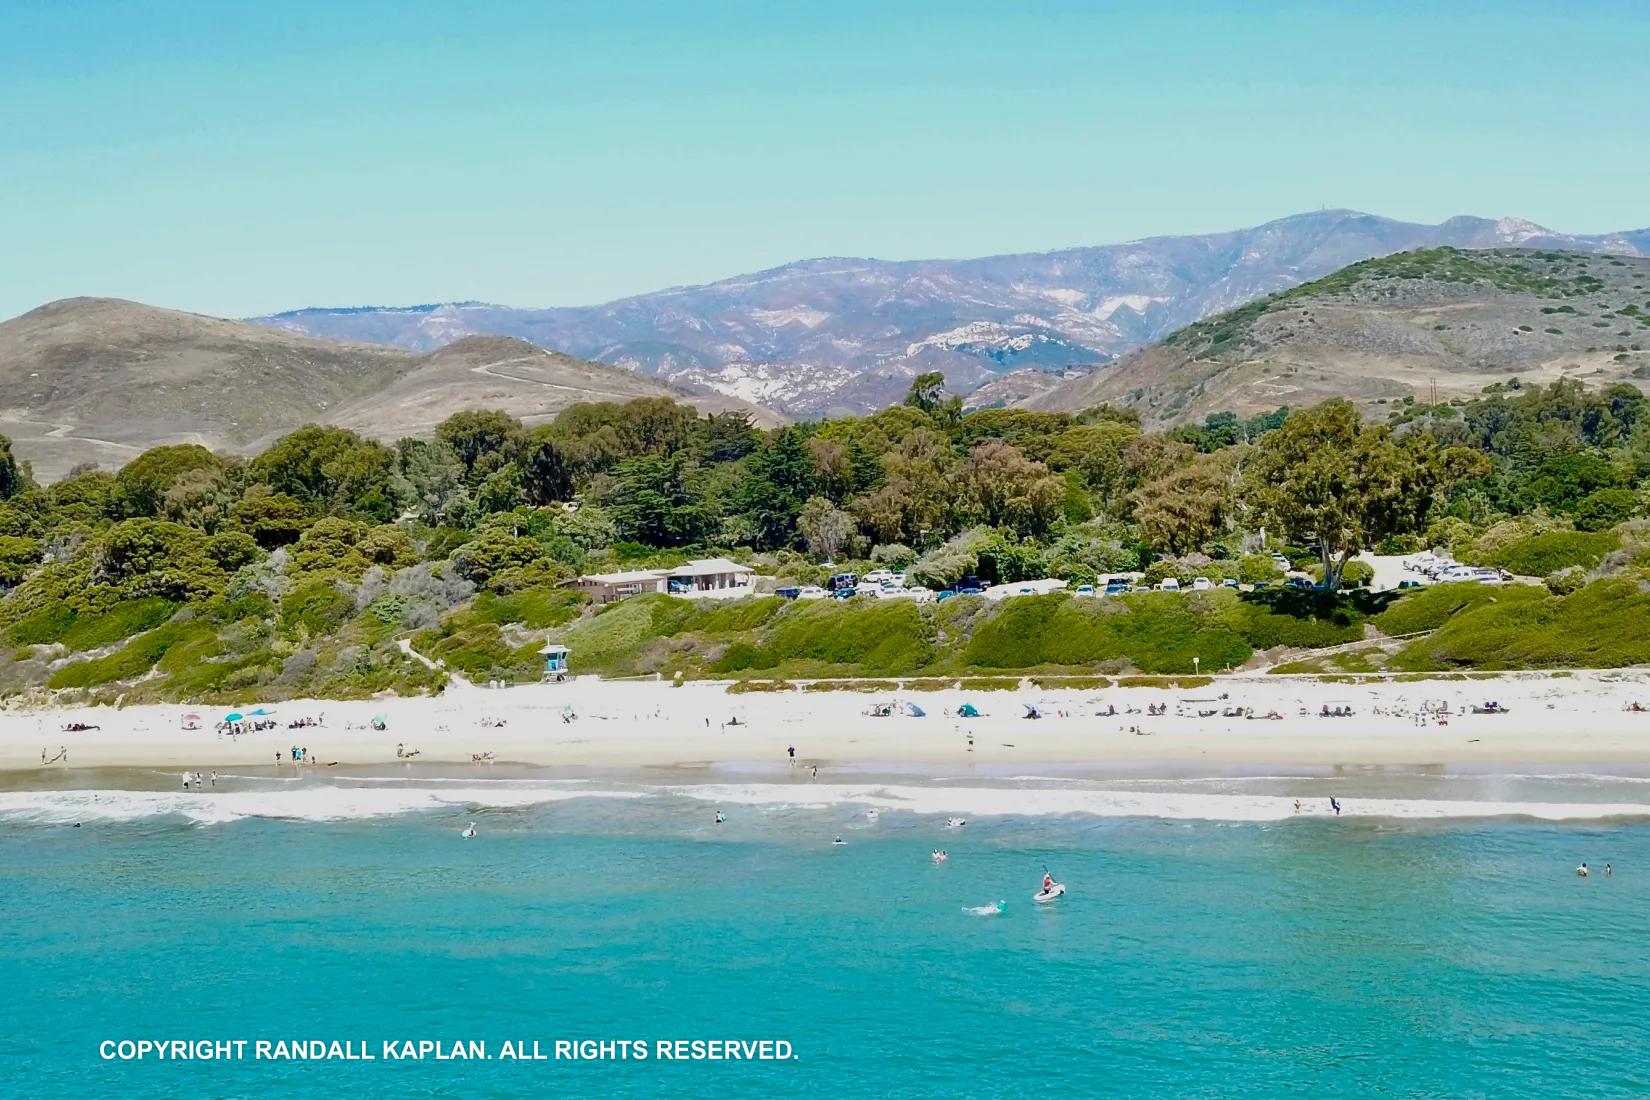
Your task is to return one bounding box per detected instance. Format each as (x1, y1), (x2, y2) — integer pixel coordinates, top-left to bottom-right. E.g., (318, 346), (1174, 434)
(279, 580), (353, 639)
(1393, 579), (1649, 669)
(1372, 584), (1509, 635)
(1478, 530), (1618, 577)
(58, 599), (179, 652)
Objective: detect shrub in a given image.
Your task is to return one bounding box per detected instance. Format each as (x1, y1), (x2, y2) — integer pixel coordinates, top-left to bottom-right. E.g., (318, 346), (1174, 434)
(1477, 530), (1619, 577)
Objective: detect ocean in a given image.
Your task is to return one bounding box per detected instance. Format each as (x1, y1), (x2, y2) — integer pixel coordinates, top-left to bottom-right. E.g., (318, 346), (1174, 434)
(3, 767), (1648, 1098)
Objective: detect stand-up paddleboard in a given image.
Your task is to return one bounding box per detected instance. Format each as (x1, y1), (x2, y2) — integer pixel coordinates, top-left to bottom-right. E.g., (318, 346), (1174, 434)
(1033, 882), (1065, 903)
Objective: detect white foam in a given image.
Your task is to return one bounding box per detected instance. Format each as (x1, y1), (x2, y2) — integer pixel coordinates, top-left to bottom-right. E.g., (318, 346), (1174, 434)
(0, 785), (643, 826)
(659, 783), (1650, 823)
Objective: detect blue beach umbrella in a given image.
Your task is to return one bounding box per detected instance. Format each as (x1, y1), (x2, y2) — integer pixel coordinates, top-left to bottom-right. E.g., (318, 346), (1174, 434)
(223, 712), (244, 722)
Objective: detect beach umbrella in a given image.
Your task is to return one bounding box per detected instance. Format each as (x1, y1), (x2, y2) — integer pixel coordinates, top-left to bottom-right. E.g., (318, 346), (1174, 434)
(223, 712), (244, 722)
(250, 707), (272, 716)
(903, 702), (926, 717)
(184, 713), (201, 721)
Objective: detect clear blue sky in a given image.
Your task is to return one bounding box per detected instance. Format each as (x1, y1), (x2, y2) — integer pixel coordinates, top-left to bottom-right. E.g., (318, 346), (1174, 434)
(3, 1), (1647, 319)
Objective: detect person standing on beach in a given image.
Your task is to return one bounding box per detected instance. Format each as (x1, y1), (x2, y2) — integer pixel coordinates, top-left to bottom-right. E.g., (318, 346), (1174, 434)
(811, 766), (818, 781)
(787, 745), (795, 765)
(1330, 797), (1341, 816)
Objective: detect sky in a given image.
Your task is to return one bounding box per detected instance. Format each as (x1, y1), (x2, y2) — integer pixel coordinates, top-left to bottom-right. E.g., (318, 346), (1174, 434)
(3, 0), (1648, 319)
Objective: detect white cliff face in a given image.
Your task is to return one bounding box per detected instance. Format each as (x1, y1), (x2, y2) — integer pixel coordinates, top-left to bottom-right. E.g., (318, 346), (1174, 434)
(252, 211), (1650, 417)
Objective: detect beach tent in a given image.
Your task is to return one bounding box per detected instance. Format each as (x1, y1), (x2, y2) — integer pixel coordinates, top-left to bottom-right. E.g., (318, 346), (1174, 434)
(957, 703), (981, 718)
(902, 702), (926, 717)
(1022, 703), (1043, 719)
(223, 712), (244, 722)
(250, 707), (273, 716)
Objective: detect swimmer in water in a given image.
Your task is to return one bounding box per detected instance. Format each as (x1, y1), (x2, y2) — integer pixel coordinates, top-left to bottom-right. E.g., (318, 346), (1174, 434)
(832, 836), (845, 846)
(1577, 862), (1589, 877)
(714, 811), (724, 825)
(462, 822), (477, 839)
(932, 849), (948, 863)
(1605, 863), (1613, 876)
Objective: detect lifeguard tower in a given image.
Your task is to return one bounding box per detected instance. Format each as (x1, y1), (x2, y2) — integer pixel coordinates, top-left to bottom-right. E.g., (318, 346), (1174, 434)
(539, 643), (570, 683)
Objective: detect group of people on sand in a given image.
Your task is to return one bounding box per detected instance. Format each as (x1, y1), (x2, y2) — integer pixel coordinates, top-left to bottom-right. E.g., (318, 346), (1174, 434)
(181, 770), (218, 789)
(1292, 797), (1343, 816)
(275, 746), (313, 765)
(218, 718), (278, 736)
(40, 745), (68, 765)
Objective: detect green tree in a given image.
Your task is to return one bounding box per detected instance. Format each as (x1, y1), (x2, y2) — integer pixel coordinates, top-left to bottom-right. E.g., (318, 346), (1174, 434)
(436, 410), (524, 480)
(904, 371), (946, 414)
(229, 488), (312, 549)
(737, 428), (816, 549)
(606, 454), (711, 547)
(1247, 400), (1450, 590)
(1131, 454), (1233, 555)
(115, 445), (223, 518)
(797, 495), (857, 560)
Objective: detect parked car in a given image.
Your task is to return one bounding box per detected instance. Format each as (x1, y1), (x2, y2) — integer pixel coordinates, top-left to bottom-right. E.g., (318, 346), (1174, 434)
(1156, 578), (1181, 592)
(1220, 578), (1240, 589)
(863, 569), (895, 586)
(1251, 581), (1270, 591)
(1284, 576), (1313, 589)
(797, 585), (828, 599)
(775, 586), (802, 600)
(1074, 584), (1096, 597)
(1103, 579), (1131, 596)
(1191, 577), (1213, 591)
(828, 572), (859, 592)
(1397, 579), (1424, 590)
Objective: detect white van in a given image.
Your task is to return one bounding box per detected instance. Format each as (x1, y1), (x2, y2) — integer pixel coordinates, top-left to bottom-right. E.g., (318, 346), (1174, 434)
(1156, 578), (1182, 593)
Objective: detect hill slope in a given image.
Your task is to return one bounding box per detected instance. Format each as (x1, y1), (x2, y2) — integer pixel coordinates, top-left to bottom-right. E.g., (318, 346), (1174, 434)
(1024, 248), (1650, 424)
(0, 300), (778, 479)
(323, 334), (782, 441)
(254, 211), (1650, 417)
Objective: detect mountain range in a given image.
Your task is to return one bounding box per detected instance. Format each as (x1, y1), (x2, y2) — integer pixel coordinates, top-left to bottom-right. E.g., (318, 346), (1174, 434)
(254, 210), (1650, 417)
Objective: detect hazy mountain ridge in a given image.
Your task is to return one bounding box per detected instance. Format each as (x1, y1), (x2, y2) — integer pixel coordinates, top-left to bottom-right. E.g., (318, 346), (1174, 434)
(1024, 248), (1650, 423)
(255, 211), (1650, 416)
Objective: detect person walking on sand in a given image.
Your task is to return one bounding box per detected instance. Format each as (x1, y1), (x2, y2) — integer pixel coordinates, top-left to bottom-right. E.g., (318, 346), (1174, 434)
(787, 746), (796, 765)
(1330, 797), (1341, 816)
(811, 766), (818, 781)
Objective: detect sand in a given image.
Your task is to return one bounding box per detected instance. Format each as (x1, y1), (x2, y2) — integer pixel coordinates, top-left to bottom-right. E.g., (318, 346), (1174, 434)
(6, 671), (1650, 776)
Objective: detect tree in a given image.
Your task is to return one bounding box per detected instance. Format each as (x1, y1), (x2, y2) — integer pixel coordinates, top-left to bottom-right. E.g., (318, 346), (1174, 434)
(904, 371), (946, 415)
(957, 442), (1064, 536)
(605, 454), (711, 547)
(250, 427), (398, 516)
(436, 410), (524, 479)
(115, 445), (223, 517)
(1247, 400), (1450, 590)
(520, 434), (575, 505)
(229, 488), (313, 549)
(0, 434), (25, 501)
(737, 428), (816, 549)
(1131, 454), (1233, 555)
(797, 496), (856, 560)
(448, 526), (549, 588)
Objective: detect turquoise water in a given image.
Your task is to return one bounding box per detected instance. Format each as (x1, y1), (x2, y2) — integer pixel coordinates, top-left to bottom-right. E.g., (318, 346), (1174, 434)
(3, 771), (1648, 1097)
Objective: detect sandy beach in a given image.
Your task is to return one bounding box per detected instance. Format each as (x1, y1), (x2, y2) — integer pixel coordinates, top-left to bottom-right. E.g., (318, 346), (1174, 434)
(6, 671), (1650, 776)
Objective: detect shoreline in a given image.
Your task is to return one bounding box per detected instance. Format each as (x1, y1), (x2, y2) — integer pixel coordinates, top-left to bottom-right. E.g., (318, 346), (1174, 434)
(5, 670), (1650, 780)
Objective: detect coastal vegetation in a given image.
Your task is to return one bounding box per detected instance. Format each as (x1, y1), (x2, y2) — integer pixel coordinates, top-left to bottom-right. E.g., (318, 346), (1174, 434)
(0, 369), (1647, 701)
